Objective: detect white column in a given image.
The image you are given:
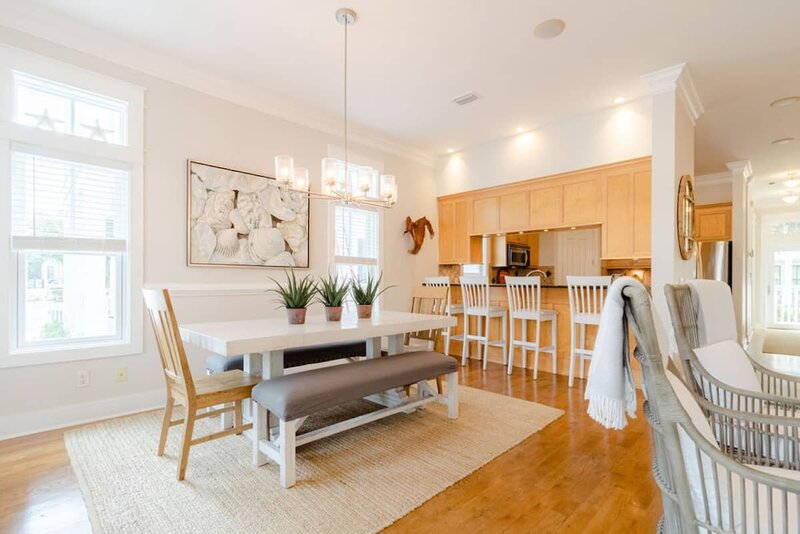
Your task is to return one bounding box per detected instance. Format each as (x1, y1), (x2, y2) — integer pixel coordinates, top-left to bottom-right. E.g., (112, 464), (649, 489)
(641, 63), (704, 332)
(727, 160), (753, 344)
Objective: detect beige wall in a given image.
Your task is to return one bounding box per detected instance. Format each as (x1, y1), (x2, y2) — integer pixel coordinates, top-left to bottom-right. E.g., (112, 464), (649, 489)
(0, 28), (438, 438)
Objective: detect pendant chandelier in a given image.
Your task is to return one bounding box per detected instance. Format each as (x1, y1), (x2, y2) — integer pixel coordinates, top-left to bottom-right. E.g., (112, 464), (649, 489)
(272, 8), (397, 208)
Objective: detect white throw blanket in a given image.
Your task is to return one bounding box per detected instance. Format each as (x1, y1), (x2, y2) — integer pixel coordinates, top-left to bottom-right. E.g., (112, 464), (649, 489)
(584, 277), (642, 430)
(687, 279), (738, 345)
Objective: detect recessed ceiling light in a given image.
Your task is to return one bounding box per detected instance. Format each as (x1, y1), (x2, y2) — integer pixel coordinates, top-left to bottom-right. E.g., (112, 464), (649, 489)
(770, 96), (800, 108)
(786, 180), (800, 188)
(533, 19), (566, 39)
(783, 194), (799, 204)
(516, 127), (525, 134)
(772, 137), (795, 145)
(613, 97), (626, 105)
(446, 148), (454, 153)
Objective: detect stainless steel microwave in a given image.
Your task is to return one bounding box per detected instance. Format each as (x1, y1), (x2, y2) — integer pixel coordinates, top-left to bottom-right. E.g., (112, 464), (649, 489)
(507, 244), (530, 267)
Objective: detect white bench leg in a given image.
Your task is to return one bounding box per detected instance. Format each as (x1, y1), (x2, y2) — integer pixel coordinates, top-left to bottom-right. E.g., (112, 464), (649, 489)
(252, 401), (268, 466)
(551, 316), (558, 375)
(446, 372), (458, 419)
(279, 419), (297, 488)
(461, 314), (470, 366)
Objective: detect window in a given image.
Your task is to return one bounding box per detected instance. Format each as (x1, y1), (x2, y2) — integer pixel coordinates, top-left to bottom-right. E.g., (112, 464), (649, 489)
(0, 47), (143, 366)
(333, 204), (380, 283)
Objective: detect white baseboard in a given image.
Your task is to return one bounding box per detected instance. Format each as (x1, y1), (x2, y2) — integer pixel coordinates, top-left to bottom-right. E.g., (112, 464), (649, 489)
(0, 389), (165, 441)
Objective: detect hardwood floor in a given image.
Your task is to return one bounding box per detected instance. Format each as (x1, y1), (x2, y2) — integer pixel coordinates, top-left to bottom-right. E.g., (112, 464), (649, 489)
(0, 360), (660, 533)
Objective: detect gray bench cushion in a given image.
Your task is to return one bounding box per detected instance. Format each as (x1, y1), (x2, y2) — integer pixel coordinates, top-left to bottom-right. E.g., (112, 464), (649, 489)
(252, 351), (457, 421)
(205, 341), (370, 373)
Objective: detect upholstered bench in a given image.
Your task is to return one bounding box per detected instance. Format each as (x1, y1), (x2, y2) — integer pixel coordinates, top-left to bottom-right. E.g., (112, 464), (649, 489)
(250, 351), (459, 487)
(205, 340), (372, 374)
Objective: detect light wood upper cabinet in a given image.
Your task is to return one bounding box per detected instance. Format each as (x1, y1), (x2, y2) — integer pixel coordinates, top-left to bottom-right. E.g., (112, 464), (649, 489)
(471, 196), (500, 235)
(438, 198), (473, 264)
(601, 164), (651, 259)
(529, 185), (563, 229)
(563, 178), (600, 226)
(694, 203), (732, 241)
(499, 192), (530, 232)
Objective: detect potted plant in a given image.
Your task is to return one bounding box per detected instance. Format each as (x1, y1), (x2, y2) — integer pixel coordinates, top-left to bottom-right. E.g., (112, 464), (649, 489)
(351, 272), (393, 319)
(269, 270), (317, 325)
(316, 274), (350, 322)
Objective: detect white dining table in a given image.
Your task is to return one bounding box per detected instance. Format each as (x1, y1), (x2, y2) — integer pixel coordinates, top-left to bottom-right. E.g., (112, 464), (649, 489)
(180, 309), (457, 420)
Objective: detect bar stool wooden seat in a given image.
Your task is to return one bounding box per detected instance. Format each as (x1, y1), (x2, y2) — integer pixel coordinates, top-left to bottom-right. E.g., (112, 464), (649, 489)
(424, 276), (463, 356)
(566, 275), (611, 387)
(505, 276), (557, 378)
(459, 275), (507, 370)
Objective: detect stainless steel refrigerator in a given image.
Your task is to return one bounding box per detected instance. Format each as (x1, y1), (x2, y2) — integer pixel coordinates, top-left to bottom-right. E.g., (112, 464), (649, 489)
(696, 241), (732, 286)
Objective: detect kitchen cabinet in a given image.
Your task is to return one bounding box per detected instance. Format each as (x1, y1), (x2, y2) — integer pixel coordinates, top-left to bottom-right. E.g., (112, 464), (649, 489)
(471, 196), (500, 235)
(529, 185), (563, 229)
(601, 163), (651, 259)
(694, 203), (732, 241)
(563, 177), (601, 226)
(438, 198), (474, 264)
(499, 191), (530, 232)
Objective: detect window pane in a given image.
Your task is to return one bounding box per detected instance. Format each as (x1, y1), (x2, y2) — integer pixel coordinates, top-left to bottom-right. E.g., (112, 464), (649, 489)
(773, 251), (800, 325)
(13, 71), (128, 145)
(334, 205), (378, 259)
(11, 150), (129, 241)
(21, 251), (120, 345)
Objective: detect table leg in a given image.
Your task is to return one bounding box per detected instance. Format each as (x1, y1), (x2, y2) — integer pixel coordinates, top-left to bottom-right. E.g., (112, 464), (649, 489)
(365, 337), (382, 359)
(387, 334), (405, 355)
(262, 350), (284, 436)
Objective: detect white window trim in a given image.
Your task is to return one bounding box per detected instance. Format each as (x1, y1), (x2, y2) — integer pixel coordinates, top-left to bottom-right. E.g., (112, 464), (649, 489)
(328, 201), (385, 309)
(0, 45), (144, 368)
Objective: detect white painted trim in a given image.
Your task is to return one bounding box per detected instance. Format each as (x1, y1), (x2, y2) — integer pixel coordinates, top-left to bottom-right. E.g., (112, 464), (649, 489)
(0, 388), (164, 441)
(147, 283), (273, 297)
(0, 4), (435, 167)
(695, 171), (733, 187)
(727, 160), (753, 180)
(641, 63), (704, 124)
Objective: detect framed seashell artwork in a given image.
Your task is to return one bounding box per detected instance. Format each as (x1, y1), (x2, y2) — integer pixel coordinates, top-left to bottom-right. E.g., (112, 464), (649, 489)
(187, 160), (310, 268)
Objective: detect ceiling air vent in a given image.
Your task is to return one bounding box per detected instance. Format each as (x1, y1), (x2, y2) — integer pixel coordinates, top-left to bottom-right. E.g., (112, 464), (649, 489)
(452, 92), (479, 106)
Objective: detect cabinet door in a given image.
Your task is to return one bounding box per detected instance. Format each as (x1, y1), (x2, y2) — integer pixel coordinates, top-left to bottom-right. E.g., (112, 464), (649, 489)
(472, 196), (500, 235)
(452, 199), (471, 262)
(695, 204), (732, 241)
(563, 178), (600, 225)
(603, 173), (634, 258)
(437, 200), (455, 263)
(499, 192), (530, 232)
(632, 170), (651, 257)
(529, 186), (563, 229)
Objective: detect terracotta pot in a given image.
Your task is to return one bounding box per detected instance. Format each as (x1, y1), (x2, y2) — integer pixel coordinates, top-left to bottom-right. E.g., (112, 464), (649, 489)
(357, 304), (373, 319)
(286, 307), (307, 325)
(325, 306), (342, 322)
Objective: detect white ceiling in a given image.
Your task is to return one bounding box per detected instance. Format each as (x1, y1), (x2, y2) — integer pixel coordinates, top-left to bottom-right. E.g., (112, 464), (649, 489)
(9, 0), (800, 191)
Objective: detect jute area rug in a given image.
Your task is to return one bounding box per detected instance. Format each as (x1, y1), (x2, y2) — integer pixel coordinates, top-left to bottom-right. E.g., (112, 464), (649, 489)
(66, 386), (562, 534)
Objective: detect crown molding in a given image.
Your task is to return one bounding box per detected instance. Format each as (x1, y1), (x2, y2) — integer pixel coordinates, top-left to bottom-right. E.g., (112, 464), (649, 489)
(0, 2), (435, 167)
(695, 171), (732, 187)
(641, 63), (704, 125)
(726, 160), (753, 181)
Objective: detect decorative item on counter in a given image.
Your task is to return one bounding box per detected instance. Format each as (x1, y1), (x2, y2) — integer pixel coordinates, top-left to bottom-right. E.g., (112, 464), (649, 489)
(269, 269), (318, 325)
(351, 271), (393, 319)
(404, 216), (434, 255)
(316, 273), (350, 322)
(497, 268), (510, 284)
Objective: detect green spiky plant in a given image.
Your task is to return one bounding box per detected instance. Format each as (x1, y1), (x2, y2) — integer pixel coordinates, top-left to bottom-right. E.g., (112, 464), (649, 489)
(351, 271), (394, 305)
(269, 269), (318, 309)
(316, 274), (350, 307)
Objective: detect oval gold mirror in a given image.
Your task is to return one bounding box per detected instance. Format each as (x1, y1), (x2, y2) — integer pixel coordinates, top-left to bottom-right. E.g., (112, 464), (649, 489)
(676, 174), (695, 260)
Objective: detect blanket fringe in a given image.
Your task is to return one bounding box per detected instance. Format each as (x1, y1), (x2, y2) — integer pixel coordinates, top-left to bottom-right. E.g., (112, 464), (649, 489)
(586, 393), (636, 430)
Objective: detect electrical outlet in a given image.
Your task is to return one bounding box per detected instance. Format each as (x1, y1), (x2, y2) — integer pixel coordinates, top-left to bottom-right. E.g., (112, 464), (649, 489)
(115, 367), (128, 383)
(76, 370), (90, 388)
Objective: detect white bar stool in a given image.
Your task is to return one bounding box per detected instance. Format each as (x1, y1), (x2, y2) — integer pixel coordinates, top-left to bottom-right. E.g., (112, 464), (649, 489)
(424, 276), (463, 356)
(505, 276), (557, 378)
(459, 275), (507, 369)
(566, 275), (612, 387)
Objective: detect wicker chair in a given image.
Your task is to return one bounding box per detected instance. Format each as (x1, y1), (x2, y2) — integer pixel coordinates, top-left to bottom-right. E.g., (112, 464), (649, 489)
(621, 284), (800, 533)
(665, 283), (800, 399)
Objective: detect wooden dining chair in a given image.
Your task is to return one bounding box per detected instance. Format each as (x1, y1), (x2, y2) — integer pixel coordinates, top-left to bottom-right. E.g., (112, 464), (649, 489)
(405, 285), (450, 393)
(143, 288), (261, 481)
